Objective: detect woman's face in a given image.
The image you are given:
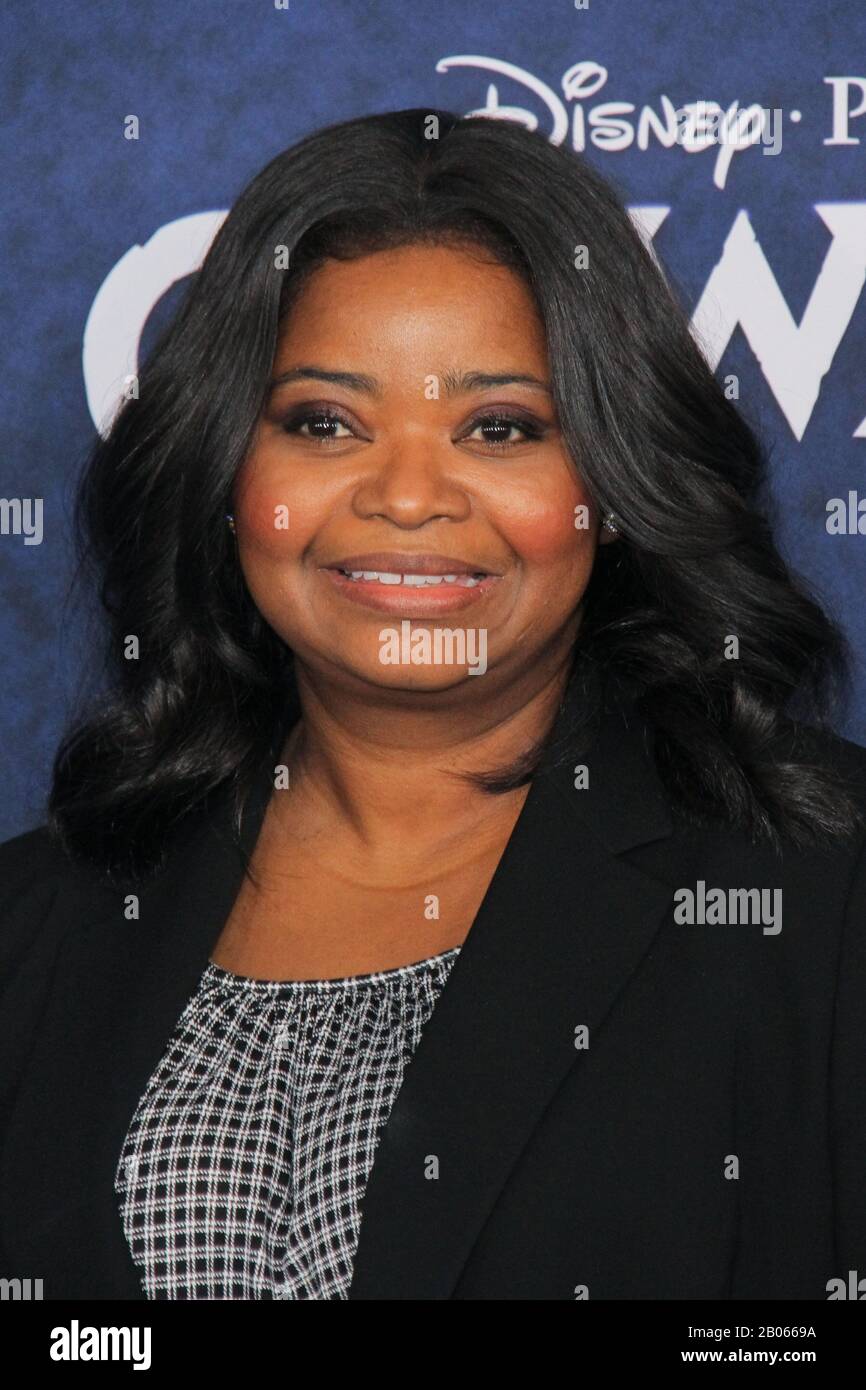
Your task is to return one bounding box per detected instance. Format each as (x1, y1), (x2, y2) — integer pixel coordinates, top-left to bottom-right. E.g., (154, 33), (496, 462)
(233, 241), (612, 696)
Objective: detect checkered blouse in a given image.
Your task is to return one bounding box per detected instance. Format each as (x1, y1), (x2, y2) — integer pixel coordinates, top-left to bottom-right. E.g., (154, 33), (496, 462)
(114, 946), (461, 1299)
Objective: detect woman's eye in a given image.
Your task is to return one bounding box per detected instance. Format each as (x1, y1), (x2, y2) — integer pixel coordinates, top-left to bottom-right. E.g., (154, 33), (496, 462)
(281, 408), (354, 442)
(464, 414), (544, 451)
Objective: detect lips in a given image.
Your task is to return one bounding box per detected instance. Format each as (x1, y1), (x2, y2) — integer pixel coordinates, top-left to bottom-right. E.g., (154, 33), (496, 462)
(324, 552), (497, 578)
(336, 571), (484, 588)
(323, 561), (500, 611)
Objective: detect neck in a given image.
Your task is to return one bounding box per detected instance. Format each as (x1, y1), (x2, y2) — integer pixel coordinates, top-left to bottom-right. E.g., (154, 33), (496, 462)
(275, 650), (577, 851)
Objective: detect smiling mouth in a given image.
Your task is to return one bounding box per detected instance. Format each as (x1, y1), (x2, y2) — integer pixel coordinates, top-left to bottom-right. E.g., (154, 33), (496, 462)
(334, 569), (488, 588)
(320, 561), (501, 613)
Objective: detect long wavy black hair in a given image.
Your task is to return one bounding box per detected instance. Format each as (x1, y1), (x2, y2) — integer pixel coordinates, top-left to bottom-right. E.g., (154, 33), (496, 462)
(49, 106), (863, 882)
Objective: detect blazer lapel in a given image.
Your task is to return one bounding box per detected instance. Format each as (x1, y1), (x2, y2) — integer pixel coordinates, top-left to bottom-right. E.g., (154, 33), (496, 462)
(347, 665), (676, 1298)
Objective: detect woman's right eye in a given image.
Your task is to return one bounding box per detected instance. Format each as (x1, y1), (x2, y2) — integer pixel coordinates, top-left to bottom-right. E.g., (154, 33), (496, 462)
(280, 408), (355, 442)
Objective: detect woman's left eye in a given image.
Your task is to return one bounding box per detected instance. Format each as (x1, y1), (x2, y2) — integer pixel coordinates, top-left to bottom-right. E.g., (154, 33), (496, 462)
(464, 414), (544, 450)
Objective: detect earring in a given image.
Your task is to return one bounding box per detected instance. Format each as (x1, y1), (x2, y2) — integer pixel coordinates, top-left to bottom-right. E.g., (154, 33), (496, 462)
(226, 513), (236, 533)
(601, 511), (619, 535)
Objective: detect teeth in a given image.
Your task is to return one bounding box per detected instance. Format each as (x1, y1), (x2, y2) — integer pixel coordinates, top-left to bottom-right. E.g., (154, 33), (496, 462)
(341, 570), (485, 588)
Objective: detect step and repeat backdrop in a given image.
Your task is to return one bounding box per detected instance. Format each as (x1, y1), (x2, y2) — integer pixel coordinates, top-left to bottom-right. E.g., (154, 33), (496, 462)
(1, 0), (865, 840)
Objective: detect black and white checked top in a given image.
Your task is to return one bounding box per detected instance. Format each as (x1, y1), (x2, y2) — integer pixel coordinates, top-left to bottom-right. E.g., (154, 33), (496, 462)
(114, 946), (461, 1299)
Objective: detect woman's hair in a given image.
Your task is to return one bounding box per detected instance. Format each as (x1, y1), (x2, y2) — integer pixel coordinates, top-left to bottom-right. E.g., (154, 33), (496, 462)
(49, 106), (864, 882)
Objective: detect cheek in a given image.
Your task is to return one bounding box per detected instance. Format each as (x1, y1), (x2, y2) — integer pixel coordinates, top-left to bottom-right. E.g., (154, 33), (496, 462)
(234, 468), (313, 558)
(493, 474), (596, 570)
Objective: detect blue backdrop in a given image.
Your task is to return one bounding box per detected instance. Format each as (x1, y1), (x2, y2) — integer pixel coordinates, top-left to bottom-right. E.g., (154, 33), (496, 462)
(2, 0), (865, 842)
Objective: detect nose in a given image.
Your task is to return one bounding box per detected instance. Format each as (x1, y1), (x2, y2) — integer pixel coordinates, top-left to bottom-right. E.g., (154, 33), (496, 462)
(351, 434), (471, 528)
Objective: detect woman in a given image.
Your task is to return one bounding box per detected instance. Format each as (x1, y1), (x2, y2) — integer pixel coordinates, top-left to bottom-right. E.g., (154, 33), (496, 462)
(1, 107), (865, 1302)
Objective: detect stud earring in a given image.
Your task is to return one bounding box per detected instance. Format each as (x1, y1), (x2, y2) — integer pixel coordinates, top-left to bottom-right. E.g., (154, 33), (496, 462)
(601, 511), (619, 535)
(226, 513), (236, 533)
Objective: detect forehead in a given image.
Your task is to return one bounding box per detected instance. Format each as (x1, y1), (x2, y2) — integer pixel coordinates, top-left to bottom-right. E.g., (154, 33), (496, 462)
(274, 243), (548, 366)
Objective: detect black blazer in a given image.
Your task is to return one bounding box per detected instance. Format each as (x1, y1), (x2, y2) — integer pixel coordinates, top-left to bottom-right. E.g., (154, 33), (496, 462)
(2, 672), (866, 1301)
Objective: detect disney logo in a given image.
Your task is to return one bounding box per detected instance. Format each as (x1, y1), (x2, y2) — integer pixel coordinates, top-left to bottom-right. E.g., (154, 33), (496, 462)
(436, 56), (784, 190)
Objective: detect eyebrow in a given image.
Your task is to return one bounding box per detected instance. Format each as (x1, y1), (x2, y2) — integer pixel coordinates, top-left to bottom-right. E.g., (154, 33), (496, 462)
(267, 365), (552, 398)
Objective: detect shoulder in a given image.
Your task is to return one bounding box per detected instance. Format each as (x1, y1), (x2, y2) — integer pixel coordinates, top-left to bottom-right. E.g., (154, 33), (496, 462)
(0, 822), (114, 988)
(0, 820), (96, 907)
(634, 715), (866, 924)
(0, 823), (69, 896)
(0, 824), (68, 934)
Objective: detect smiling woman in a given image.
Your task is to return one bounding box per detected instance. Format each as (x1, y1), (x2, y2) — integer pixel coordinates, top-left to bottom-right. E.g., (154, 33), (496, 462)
(1, 108), (866, 1303)
(229, 240), (601, 708)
